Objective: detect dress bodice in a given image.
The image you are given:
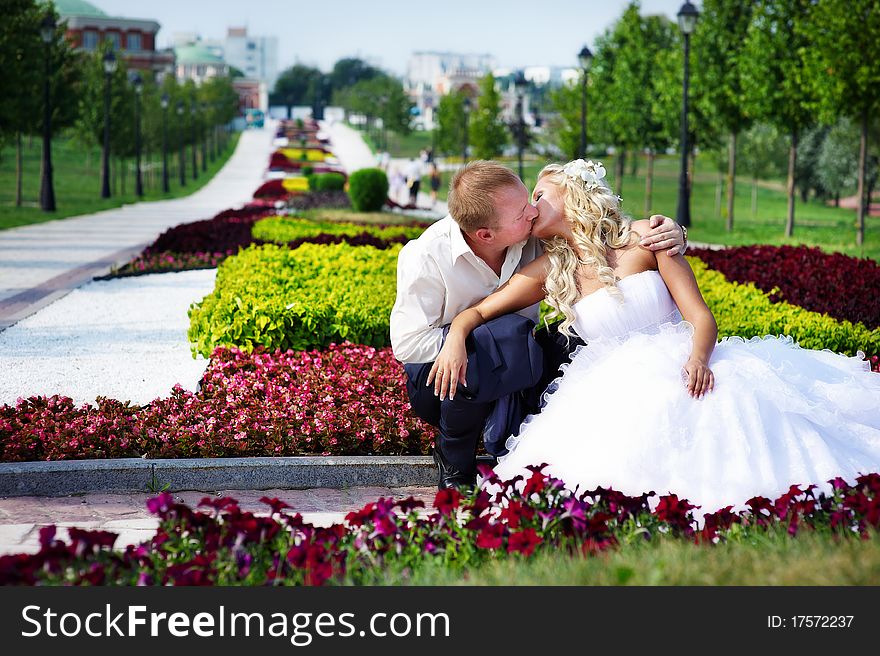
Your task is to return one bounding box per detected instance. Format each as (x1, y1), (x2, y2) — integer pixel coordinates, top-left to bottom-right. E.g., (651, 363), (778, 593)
(572, 270), (681, 341)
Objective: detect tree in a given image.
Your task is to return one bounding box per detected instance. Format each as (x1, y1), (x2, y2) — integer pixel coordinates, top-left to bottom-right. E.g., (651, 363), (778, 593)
(0, 0), (81, 205)
(469, 73), (508, 160)
(800, 0), (880, 246)
(738, 122), (787, 215)
(693, 0), (754, 231)
(328, 57), (380, 94)
(740, 0), (815, 238)
(546, 82), (582, 161)
(638, 14), (678, 215)
(436, 89), (468, 157)
(271, 64), (322, 118)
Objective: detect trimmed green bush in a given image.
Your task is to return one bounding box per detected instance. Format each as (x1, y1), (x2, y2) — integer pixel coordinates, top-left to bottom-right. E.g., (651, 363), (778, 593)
(188, 243), (400, 357)
(312, 172), (347, 192)
(251, 216), (424, 243)
(347, 168), (389, 212)
(688, 257), (880, 357)
(301, 166), (314, 177)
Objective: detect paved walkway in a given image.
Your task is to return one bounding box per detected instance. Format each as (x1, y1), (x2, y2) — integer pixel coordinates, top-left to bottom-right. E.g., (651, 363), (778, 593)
(324, 120), (448, 215)
(0, 486), (435, 556)
(0, 122), (277, 329)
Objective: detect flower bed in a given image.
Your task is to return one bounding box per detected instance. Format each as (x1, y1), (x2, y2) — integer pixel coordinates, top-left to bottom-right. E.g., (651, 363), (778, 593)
(288, 190), (351, 211)
(188, 243), (400, 357)
(0, 344), (435, 462)
(689, 257), (880, 362)
(2, 467), (877, 586)
(252, 216), (425, 243)
(689, 245), (880, 329)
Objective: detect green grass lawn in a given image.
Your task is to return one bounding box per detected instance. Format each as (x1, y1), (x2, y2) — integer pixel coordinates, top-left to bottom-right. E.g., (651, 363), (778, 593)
(426, 154), (878, 261)
(354, 528), (880, 586)
(0, 131), (240, 231)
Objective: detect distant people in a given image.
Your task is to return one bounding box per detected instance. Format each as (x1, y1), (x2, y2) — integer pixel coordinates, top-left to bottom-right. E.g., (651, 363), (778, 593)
(426, 148), (435, 164)
(406, 157), (423, 207)
(389, 166), (406, 204)
(429, 162), (442, 207)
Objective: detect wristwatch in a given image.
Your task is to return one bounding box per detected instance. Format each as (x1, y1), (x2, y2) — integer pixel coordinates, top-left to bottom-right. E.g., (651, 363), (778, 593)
(680, 225), (688, 253)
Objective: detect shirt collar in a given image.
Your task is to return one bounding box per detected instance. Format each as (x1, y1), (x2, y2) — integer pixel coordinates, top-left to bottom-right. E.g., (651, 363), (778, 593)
(448, 216), (474, 264)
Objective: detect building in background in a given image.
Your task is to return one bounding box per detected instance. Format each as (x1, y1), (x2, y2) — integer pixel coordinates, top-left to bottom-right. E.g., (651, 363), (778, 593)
(405, 51), (496, 130)
(54, 0), (175, 77)
(223, 27), (279, 91)
(174, 42), (230, 85)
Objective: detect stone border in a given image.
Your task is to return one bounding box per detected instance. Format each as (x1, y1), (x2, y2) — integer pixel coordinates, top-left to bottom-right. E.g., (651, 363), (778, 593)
(0, 456), (441, 497)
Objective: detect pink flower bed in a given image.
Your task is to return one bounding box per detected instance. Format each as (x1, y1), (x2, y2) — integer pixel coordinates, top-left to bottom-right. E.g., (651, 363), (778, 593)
(0, 344), (436, 462)
(689, 245), (880, 329)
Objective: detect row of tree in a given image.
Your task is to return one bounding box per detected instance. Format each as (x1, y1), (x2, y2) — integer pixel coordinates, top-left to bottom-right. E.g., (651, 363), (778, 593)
(271, 58), (413, 137)
(1, 0), (240, 206)
(546, 0), (879, 245)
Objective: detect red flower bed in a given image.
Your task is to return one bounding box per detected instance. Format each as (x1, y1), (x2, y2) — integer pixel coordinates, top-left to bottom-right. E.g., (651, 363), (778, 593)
(2, 469), (878, 586)
(0, 344), (436, 462)
(689, 245), (880, 329)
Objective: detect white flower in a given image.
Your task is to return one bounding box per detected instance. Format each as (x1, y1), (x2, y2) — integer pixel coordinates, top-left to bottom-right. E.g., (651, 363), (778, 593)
(562, 159), (607, 191)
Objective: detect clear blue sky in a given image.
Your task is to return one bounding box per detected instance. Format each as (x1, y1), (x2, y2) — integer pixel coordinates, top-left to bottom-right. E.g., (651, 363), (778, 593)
(89, 0), (692, 75)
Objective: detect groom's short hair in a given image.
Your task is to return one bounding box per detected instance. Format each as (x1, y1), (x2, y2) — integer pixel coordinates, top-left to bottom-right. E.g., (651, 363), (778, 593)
(448, 160), (521, 233)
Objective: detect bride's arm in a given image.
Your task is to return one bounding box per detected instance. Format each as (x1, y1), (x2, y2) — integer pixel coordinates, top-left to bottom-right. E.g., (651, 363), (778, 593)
(654, 249), (719, 398)
(427, 254), (549, 400)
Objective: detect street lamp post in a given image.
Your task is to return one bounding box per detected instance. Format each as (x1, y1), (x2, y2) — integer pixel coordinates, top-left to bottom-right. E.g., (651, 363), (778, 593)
(514, 71), (528, 181)
(131, 73), (143, 197)
(200, 102), (208, 172)
(578, 45), (593, 160)
(39, 14), (56, 212)
(160, 93), (170, 193)
(176, 101), (186, 186)
(101, 50), (117, 198)
(676, 1), (699, 227)
(462, 95), (471, 163)
(190, 101), (198, 180)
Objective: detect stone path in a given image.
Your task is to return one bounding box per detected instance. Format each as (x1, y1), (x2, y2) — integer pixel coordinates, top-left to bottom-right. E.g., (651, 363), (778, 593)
(0, 486), (436, 556)
(0, 122), (277, 329)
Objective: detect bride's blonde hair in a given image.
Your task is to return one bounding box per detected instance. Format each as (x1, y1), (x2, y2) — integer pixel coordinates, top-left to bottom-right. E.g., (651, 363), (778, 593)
(538, 162), (633, 338)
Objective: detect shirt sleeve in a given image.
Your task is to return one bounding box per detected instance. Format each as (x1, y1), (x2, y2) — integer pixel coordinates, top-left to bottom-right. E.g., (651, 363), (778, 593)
(390, 243), (447, 364)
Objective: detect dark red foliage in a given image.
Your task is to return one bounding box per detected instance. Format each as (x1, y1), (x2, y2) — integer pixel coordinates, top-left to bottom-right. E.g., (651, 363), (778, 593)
(689, 245), (880, 329)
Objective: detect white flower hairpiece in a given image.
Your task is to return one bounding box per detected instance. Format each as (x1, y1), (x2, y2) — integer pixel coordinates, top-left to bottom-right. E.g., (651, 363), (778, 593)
(562, 159), (608, 191)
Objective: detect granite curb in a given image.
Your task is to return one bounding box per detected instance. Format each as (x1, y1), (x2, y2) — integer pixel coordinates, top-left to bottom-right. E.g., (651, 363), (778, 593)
(0, 456), (439, 497)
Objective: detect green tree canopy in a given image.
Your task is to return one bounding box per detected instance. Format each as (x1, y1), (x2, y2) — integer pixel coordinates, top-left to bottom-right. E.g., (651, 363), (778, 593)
(469, 73), (508, 160)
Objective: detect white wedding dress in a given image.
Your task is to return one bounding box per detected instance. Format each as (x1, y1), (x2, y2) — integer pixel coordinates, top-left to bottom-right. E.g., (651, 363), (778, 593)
(492, 269), (880, 514)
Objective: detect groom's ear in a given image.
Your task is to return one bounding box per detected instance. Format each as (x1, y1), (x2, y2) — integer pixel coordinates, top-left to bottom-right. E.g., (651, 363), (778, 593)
(473, 227), (494, 243)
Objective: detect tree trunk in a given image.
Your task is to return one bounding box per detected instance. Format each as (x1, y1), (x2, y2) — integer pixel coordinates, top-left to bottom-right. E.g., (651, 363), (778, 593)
(715, 169), (722, 219)
(726, 131), (737, 232)
(614, 150), (626, 196)
(629, 150), (638, 177)
(688, 150), (695, 195)
(835, 192), (839, 208)
(15, 132), (23, 207)
(856, 110), (868, 247)
(644, 149), (654, 217)
(785, 130), (797, 238)
(752, 176), (758, 217)
(121, 157), (127, 195)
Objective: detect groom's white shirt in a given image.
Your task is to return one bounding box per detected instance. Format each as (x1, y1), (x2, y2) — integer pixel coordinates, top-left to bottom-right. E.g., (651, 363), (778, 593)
(391, 215), (542, 364)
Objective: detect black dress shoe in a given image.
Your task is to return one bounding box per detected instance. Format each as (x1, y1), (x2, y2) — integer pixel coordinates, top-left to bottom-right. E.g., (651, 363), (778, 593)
(432, 445), (476, 490)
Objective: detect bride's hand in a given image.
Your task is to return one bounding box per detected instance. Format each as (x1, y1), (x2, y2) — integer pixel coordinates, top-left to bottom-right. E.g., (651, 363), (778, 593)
(426, 337), (468, 401)
(682, 358), (714, 398)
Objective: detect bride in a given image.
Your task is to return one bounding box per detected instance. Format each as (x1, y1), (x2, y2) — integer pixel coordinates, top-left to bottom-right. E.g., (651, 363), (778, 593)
(426, 159), (880, 514)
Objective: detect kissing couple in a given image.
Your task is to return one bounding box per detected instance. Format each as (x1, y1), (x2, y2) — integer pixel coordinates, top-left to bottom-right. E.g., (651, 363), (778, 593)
(390, 160), (880, 514)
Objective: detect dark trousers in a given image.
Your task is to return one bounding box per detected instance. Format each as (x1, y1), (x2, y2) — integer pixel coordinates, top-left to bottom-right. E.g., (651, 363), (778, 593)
(404, 319), (581, 476)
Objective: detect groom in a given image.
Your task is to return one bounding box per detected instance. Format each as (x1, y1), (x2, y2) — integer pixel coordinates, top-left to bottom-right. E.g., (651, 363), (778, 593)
(390, 160), (686, 489)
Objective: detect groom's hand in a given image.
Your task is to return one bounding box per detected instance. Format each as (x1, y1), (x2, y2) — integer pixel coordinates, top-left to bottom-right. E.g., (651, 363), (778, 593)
(640, 215), (687, 256)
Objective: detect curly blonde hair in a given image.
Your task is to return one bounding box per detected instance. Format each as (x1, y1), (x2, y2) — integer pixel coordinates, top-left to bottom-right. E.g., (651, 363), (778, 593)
(538, 162), (633, 338)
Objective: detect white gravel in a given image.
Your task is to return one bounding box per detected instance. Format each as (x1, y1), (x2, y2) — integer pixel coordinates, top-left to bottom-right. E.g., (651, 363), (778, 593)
(0, 269), (217, 407)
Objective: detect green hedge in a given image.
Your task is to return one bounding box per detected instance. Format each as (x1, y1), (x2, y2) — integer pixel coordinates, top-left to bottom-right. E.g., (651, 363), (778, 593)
(347, 168), (388, 212)
(688, 257), (880, 357)
(188, 243), (399, 357)
(311, 172), (346, 191)
(251, 216), (424, 243)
